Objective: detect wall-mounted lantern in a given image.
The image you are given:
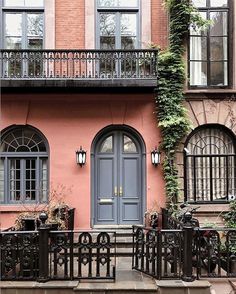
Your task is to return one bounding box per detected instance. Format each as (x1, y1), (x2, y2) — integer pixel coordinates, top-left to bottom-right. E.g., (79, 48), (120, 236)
(151, 147), (161, 166)
(76, 146), (86, 167)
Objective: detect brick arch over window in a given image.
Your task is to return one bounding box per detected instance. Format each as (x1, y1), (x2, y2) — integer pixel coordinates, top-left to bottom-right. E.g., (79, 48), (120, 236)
(0, 125), (49, 204)
(184, 124), (236, 203)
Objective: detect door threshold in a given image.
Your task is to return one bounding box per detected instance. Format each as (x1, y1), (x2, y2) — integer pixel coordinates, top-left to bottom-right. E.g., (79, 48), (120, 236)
(93, 225), (136, 229)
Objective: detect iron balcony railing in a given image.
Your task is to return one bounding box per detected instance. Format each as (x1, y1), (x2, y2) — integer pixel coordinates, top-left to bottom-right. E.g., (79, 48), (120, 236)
(0, 49), (158, 80)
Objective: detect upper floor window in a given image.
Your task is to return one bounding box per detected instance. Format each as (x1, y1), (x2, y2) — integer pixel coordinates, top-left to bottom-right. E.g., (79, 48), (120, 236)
(0, 126), (49, 204)
(96, 0), (139, 50)
(1, 0), (44, 49)
(184, 125), (236, 203)
(189, 0), (229, 87)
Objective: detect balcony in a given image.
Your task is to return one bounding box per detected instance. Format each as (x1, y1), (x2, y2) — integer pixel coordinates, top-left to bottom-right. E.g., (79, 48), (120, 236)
(0, 49), (158, 89)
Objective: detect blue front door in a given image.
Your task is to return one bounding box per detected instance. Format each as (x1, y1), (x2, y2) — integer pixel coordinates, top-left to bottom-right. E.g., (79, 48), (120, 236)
(94, 130), (143, 225)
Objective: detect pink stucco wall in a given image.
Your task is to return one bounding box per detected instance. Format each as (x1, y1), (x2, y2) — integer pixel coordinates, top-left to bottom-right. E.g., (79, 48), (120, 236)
(0, 92), (165, 230)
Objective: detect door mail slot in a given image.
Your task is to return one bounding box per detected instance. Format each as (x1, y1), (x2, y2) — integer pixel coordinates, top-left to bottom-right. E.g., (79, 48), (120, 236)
(99, 199), (113, 203)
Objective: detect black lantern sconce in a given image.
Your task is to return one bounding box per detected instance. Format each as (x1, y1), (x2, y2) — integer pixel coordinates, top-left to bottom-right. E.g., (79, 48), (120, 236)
(151, 147), (161, 166)
(76, 146), (86, 167)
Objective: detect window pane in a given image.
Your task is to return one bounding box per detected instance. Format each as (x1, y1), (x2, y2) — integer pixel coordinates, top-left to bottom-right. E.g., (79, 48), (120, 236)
(5, 14), (22, 36)
(100, 136), (113, 153)
(121, 14), (136, 36)
(4, 0), (24, 6)
(210, 61), (228, 86)
(190, 37), (207, 60)
(27, 13), (43, 36)
(210, 0), (228, 7)
(5, 37), (22, 49)
(192, 0), (206, 7)
(100, 14), (115, 36)
(190, 62), (207, 86)
(98, 0), (137, 7)
(210, 37), (228, 60)
(25, 0), (44, 6)
(4, 0), (44, 6)
(118, 0), (138, 7)
(40, 158), (47, 202)
(210, 12), (227, 36)
(190, 12), (207, 36)
(98, 0), (117, 6)
(28, 37), (43, 49)
(9, 159), (21, 201)
(100, 36), (115, 49)
(121, 36), (136, 49)
(123, 135), (137, 153)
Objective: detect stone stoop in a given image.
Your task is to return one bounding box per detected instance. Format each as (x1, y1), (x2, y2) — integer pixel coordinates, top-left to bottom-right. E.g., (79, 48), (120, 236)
(155, 280), (211, 294)
(206, 278), (236, 294)
(115, 228), (133, 257)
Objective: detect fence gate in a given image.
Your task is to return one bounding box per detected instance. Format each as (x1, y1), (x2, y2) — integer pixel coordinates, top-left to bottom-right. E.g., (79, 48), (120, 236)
(132, 226), (183, 280)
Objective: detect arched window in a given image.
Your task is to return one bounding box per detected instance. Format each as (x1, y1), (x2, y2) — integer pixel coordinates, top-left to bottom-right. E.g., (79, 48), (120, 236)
(184, 125), (236, 203)
(0, 126), (48, 203)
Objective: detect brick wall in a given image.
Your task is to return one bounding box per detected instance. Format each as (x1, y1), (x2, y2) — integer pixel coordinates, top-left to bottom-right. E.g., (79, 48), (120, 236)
(55, 0), (168, 50)
(55, 0), (85, 49)
(151, 0), (168, 49)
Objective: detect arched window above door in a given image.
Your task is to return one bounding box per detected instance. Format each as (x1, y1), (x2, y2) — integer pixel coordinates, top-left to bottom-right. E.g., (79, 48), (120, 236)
(123, 135), (137, 153)
(99, 135), (113, 153)
(184, 125), (236, 203)
(0, 126), (49, 204)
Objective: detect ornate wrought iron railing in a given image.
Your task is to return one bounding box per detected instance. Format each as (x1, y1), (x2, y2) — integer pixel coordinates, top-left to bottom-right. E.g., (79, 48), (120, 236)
(132, 226), (183, 279)
(195, 228), (236, 279)
(132, 226), (183, 280)
(0, 229), (116, 282)
(133, 224), (236, 281)
(0, 49), (158, 79)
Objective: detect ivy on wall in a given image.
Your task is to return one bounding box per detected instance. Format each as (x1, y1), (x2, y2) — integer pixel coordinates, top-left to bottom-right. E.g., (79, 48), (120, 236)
(155, 0), (208, 210)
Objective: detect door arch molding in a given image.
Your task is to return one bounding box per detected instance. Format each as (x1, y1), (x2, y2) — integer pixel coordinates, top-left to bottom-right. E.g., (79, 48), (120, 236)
(91, 125), (146, 227)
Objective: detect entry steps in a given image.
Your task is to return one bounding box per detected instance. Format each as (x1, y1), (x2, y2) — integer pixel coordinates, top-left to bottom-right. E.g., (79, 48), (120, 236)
(94, 227), (134, 257)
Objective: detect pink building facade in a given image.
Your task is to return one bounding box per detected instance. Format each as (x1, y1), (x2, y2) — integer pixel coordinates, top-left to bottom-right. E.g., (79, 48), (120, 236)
(1, 91), (165, 229)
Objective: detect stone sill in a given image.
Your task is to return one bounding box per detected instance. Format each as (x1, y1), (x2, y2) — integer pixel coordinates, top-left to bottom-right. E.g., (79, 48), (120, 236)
(190, 203), (230, 213)
(185, 89), (236, 94)
(0, 205), (48, 212)
(156, 279), (211, 288)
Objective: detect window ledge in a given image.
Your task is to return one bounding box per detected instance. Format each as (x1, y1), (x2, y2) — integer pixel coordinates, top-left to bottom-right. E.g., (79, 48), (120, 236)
(185, 89), (236, 94)
(190, 203), (230, 213)
(0, 204), (48, 212)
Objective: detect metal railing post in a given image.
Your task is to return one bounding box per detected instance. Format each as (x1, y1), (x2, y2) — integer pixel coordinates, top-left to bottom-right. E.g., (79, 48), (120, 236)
(182, 224), (195, 282)
(161, 208), (168, 229)
(37, 212), (50, 282)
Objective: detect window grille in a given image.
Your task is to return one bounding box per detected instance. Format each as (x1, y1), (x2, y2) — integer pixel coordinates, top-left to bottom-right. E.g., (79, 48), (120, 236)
(184, 126), (236, 202)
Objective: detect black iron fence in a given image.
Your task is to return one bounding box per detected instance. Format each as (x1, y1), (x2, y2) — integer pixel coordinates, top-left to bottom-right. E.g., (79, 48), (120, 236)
(0, 49), (158, 79)
(132, 226), (183, 280)
(0, 228), (116, 282)
(133, 225), (236, 281)
(133, 208), (236, 281)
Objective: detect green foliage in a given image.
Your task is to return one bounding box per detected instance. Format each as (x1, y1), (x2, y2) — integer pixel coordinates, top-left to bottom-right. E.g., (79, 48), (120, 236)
(155, 0), (207, 207)
(223, 200), (236, 228)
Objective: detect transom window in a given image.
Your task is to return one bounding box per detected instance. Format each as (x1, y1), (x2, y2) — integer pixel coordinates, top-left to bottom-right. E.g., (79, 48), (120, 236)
(184, 125), (236, 203)
(189, 0), (229, 87)
(0, 126), (48, 204)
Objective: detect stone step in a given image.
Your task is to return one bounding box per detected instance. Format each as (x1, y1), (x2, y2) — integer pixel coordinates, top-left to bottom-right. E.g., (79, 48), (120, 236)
(207, 278), (236, 294)
(156, 280), (211, 294)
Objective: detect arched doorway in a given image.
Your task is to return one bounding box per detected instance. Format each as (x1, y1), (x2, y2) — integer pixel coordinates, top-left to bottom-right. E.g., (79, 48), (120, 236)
(91, 126), (145, 226)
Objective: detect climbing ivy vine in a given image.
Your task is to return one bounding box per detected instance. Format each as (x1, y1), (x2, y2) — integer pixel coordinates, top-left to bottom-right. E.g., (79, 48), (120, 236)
(155, 0), (208, 210)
